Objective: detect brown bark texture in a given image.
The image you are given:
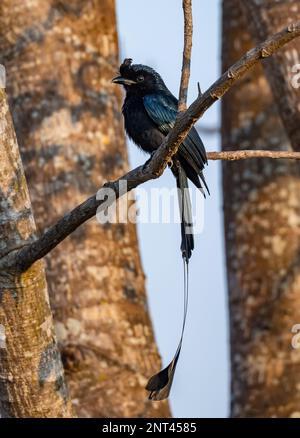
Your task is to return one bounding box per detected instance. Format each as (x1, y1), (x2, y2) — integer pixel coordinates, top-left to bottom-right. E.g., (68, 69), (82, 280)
(0, 0), (170, 417)
(0, 89), (72, 417)
(222, 0), (300, 418)
(241, 0), (300, 151)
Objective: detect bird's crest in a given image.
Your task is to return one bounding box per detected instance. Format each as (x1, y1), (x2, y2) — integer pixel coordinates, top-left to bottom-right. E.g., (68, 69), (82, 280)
(120, 58), (133, 76)
(119, 58), (165, 87)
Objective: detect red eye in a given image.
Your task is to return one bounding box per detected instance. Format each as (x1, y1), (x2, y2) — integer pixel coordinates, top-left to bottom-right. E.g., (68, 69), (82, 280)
(137, 75), (144, 82)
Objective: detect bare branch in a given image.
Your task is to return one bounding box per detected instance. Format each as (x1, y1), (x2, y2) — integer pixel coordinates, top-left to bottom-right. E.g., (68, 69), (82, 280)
(5, 21), (300, 273)
(13, 148), (300, 273)
(207, 150), (300, 161)
(178, 0), (193, 112)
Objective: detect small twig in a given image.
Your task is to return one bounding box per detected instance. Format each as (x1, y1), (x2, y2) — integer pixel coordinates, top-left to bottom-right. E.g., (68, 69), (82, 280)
(197, 81), (202, 97)
(178, 0), (193, 112)
(207, 150), (300, 161)
(3, 22), (300, 273)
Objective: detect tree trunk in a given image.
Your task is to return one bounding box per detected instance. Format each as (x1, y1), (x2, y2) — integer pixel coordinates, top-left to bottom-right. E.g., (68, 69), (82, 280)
(241, 0), (300, 152)
(0, 0), (170, 417)
(0, 89), (72, 417)
(222, 0), (300, 418)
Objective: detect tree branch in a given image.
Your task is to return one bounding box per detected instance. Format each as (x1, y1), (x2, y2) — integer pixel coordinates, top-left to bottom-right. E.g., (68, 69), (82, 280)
(207, 150), (300, 161)
(178, 0), (193, 112)
(5, 21), (300, 273)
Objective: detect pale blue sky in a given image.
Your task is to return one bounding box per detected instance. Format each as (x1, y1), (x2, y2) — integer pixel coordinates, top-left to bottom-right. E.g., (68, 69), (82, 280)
(116, 0), (229, 418)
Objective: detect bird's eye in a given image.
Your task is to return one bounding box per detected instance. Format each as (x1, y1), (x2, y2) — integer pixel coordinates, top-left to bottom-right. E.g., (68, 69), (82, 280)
(136, 75), (144, 82)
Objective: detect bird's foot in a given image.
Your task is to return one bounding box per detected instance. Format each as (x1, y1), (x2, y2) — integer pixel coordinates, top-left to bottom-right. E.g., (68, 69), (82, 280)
(168, 158), (174, 168)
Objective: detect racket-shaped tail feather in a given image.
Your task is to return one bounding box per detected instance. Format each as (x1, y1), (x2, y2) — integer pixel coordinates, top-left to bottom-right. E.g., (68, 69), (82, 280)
(145, 174), (191, 400)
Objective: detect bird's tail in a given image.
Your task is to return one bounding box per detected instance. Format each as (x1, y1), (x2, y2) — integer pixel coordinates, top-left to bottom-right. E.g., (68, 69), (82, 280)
(145, 165), (192, 401)
(176, 165), (194, 261)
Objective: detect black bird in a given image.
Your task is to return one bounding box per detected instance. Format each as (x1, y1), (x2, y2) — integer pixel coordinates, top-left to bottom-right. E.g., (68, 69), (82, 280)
(112, 58), (208, 400)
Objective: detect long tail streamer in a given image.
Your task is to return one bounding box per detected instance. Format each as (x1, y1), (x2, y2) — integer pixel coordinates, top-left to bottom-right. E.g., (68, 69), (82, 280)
(145, 177), (191, 401)
(145, 258), (189, 401)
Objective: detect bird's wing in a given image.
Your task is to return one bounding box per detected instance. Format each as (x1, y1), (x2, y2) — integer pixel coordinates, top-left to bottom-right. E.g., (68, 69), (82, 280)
(143, 93), (177, 134)
(143, 93), (208, 173)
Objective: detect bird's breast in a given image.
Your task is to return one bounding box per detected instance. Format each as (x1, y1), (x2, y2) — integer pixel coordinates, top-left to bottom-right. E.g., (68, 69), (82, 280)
(122, 96), (165, 153)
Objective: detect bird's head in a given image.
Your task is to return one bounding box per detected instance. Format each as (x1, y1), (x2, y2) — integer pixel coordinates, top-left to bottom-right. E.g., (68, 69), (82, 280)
(112, 58), (166, 95)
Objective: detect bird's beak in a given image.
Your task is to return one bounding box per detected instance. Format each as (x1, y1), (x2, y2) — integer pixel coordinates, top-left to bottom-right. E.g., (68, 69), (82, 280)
(112, 76), (136, 86)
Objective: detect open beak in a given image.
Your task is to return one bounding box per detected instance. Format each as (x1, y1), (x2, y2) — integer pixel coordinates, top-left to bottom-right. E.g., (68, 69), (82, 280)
(112, 76), (136, 86)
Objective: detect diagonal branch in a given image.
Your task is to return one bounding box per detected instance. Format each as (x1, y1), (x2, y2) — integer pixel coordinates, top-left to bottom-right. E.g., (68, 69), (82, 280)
(147, 21), (300, 178)
(4, 21), (300, 273)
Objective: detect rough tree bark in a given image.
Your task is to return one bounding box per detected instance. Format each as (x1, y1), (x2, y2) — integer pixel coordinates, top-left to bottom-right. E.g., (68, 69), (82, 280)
(241, 0), (300, 152)
(0, 0), (170, 417)
(222, 0), (300, 418)
(0, 89), (72, 417)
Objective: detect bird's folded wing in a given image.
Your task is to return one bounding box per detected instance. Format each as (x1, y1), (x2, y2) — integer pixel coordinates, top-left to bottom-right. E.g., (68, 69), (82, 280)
(143, 93), (207, 172)
(143, 93), (177, 134)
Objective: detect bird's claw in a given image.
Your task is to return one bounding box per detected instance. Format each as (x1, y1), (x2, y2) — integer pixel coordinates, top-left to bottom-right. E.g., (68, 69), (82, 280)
(168, 158), (174, 168)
